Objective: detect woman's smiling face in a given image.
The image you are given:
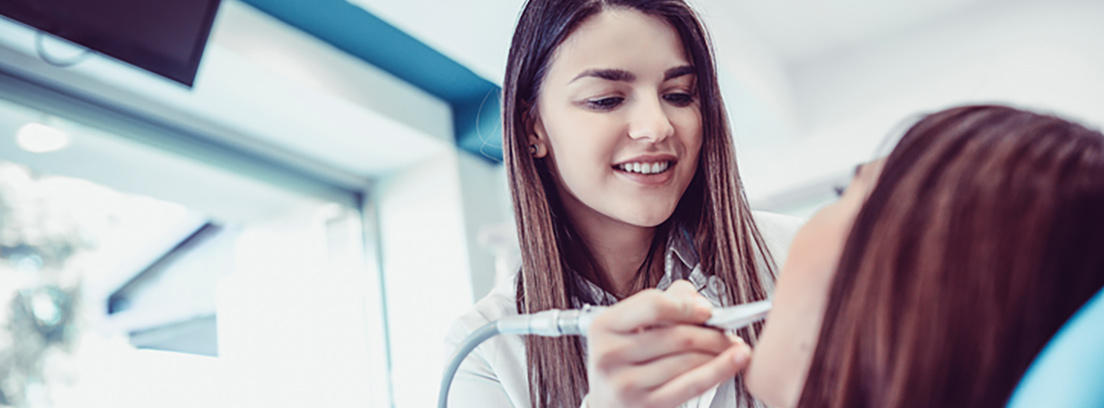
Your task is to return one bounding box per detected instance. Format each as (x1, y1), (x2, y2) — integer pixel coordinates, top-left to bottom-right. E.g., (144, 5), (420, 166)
(532, 8), (703, 230)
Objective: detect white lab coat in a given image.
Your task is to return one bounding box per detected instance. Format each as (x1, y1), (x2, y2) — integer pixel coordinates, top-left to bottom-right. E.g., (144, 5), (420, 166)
(444, 211), (803, 408)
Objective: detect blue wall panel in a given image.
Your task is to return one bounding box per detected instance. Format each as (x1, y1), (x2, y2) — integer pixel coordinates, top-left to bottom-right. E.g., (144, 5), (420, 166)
(241, 0), (503, 162)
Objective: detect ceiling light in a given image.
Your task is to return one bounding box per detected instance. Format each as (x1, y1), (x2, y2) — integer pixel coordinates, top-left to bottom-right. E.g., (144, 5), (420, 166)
(16, 122), (70, 153)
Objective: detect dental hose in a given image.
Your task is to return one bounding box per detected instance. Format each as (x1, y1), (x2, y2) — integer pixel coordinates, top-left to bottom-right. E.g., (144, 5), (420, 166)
(438, 306), (604, 408)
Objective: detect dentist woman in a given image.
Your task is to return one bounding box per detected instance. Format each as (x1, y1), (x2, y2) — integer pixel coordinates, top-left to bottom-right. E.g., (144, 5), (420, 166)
(445, 1), (801, 407)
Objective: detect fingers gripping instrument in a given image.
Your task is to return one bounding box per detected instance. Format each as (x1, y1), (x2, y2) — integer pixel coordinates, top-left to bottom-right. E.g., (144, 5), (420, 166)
(439, 300), (772, 408)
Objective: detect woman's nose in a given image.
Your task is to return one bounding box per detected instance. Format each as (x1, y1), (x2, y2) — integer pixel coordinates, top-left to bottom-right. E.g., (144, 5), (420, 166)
(627, 96), (675, 143)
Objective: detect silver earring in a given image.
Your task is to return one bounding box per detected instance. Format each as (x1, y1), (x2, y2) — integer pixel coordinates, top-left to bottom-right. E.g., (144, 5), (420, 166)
(529, 144), (538, 155)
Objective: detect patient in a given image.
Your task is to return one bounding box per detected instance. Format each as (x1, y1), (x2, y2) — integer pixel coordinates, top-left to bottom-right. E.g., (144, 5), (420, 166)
(747, 105), (1104, 408)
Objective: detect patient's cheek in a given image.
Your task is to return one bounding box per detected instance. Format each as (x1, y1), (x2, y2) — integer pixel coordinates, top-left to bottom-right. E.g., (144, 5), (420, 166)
(786, 209), (850, 274)
(798, 339), (815, 353)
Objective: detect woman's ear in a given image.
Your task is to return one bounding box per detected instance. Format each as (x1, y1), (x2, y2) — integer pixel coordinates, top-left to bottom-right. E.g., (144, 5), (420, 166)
(528, 113), (549, 159)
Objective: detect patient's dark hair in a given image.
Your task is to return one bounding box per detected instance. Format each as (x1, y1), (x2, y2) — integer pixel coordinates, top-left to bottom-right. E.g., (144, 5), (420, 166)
(799, 105), (1104, 408)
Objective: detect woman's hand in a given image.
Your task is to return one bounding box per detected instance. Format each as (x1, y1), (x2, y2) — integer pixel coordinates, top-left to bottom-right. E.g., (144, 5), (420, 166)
(585, 280), (751, 408)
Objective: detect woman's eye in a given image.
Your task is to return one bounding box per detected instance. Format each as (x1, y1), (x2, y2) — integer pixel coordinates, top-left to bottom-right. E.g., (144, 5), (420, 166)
(585, 97), (624, 110)
(664, 92), (695, 107)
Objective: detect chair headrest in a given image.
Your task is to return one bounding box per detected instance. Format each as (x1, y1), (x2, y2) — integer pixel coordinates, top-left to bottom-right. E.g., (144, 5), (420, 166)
(1007, 288), (1104, 407)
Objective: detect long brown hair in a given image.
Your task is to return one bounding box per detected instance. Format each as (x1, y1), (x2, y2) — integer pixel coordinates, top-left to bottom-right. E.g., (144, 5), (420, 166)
(798, 105), (1104, 408)
(502, 0), (776, 406)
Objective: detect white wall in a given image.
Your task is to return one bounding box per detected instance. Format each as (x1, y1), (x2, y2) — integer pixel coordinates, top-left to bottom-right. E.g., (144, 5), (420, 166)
(457, 152), (513, 300)
(376, 150), (473, 408)
(793, 0), (1104, 135)
(742, 0), (1104, 210)
(373, 141), (513, 408)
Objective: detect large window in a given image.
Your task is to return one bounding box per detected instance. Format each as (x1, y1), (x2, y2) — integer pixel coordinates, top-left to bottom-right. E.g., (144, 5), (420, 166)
(0, 79), (387, 407)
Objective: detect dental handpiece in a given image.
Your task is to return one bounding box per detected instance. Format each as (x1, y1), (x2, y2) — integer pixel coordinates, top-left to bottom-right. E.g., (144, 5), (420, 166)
(494, 299), (773, 337)
(495, 304), (605, 337)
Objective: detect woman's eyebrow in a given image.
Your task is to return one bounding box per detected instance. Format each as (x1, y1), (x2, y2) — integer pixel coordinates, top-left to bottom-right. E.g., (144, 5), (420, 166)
(571, 68), (635, 83)
(569, 66), (695, 84)
(664, 65), (695, 81)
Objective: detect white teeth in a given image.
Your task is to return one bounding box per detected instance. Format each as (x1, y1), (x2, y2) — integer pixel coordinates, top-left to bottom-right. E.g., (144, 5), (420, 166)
(617, 161), (671, 174)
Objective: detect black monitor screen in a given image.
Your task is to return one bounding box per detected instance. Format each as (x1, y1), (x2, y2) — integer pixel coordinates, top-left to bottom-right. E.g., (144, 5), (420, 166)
(0, 0), (222, 87)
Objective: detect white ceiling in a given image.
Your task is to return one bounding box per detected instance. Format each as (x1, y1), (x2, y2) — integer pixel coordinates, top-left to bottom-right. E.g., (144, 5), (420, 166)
(699, 0), (1001, 64)
(348, 0), (1002, 83)
(346, 0), (524, 84)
